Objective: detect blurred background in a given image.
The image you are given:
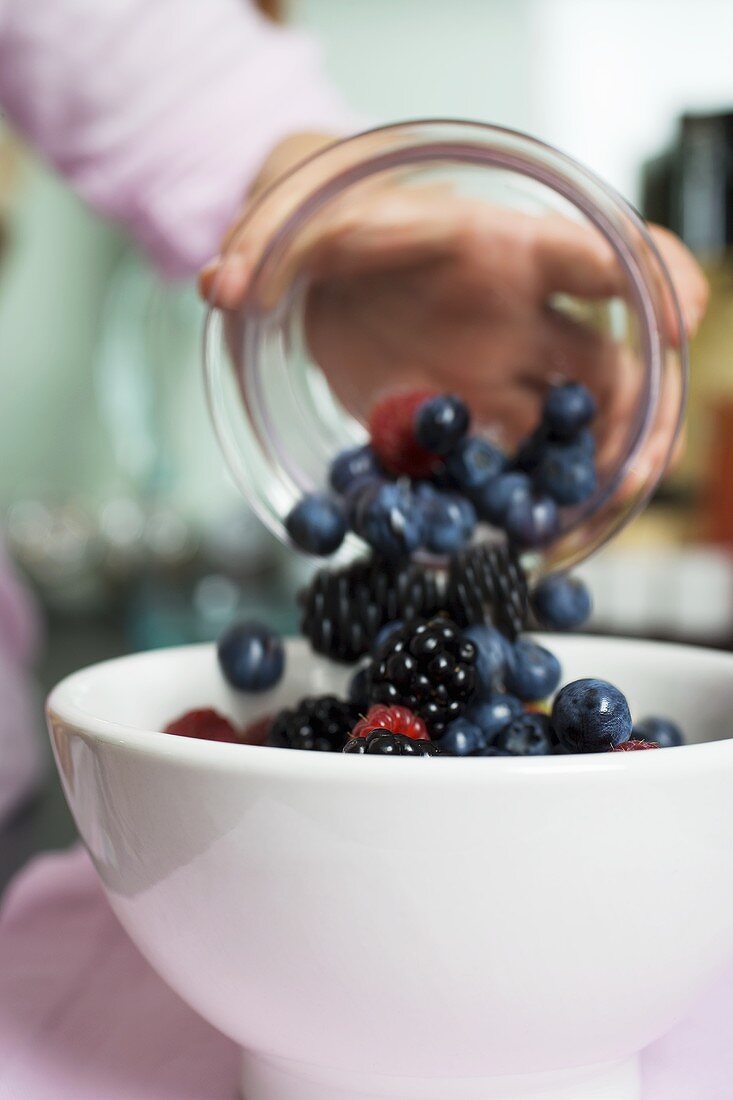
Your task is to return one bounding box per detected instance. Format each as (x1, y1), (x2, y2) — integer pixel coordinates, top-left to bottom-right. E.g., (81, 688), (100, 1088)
(2, 0), (733, 868)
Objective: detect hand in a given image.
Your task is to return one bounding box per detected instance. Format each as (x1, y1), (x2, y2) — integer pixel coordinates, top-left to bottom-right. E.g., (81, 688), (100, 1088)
(200, 135), (707, 466)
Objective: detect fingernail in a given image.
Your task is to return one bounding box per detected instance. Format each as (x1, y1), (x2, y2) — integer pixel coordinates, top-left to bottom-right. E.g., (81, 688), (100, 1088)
(206, 254), (251, 306)
(200, 255), (221, 279)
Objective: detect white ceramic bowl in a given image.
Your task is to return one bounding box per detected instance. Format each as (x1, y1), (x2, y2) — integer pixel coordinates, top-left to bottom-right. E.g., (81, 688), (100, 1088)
(47, 637), (733, 1100)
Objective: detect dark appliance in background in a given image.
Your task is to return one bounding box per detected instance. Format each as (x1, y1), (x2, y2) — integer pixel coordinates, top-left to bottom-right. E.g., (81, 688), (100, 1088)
(642, 110), (733, 548)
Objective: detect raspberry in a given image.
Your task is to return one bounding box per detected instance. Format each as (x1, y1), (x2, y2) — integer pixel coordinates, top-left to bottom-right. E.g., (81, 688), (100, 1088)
(352, 704), (429, 741)
(369, 389), (440, 478)
(611, 739), (659, 751)
(241, 715), (274, 746)
(164, 708), (239, 743)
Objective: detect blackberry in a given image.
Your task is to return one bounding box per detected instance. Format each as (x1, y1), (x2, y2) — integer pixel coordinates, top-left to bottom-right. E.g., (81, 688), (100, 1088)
(344, 731), (442, 755)
(445, 542), (529, 640)
(369, 617), (477, 738)
(298, 557), (441, 664)
(268, 695), (360, 752)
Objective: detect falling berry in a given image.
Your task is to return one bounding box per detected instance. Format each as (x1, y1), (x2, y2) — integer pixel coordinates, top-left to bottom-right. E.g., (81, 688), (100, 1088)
(369, 389), (441, 478)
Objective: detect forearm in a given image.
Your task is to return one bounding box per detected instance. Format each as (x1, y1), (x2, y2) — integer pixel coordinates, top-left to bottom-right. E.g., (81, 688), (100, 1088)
(0, 0), (357, 277)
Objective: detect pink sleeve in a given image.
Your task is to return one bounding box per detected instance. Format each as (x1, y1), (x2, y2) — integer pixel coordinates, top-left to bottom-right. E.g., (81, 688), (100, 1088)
(0, 0), (358, 277)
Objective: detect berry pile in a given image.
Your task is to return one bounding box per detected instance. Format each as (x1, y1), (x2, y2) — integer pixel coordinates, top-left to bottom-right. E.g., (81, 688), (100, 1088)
(166, 607), (687, 759)
(163, 385), (687, 762)
(284, 383), (598, 561)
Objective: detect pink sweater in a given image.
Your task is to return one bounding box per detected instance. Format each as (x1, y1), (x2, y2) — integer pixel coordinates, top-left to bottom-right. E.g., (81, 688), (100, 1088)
(0, 0), (355, 276)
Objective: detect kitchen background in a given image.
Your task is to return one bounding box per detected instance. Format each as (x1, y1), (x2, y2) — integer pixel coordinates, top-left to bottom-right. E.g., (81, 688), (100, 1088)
(2, 0), (733, 867)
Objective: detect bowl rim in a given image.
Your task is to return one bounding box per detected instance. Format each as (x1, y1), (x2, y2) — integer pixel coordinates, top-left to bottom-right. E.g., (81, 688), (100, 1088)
(45, 635), (733, 779)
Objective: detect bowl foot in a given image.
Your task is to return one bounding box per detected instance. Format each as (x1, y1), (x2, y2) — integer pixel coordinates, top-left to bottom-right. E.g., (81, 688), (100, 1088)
(240, 1052), (641, 1100)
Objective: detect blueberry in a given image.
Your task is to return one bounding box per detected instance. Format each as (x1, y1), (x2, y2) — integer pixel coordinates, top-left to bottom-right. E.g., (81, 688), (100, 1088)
(372, 620), (404, 657)
(505, 639), (561, 702)
(534, 445), (597, 507)
(464, 624), (511, 699)
(476, 746), (512, 757)
(552, 678), (632, 752)
(495, 713), (553, 756)
(465, 694), (524, 740)
(413, 482), (441, 502)
(504, 492), (560, 549)
(217, 619), (285, 693)
(419, 490), (477, 554)
(543, 383), (597, 439)
(357, 482), (424, 560)
(633, 716), (685, 749)
(575, 429), (596, 458)
(285, 493), (346, 556)
(348, 665), (372, 709)
(437, 717), (484, 756)
(329, 445), (382, 495)
(531, 573), (592, 631)
(414, 394), (471, 455)
(472, 472), (532, 526)
(343, 477), (384, 531)
(444, 438), (506, 496)
(513, 427), (548, 473)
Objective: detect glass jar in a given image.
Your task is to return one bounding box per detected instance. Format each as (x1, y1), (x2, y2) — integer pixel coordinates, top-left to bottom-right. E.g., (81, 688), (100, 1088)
(204, 120), (687, 575)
